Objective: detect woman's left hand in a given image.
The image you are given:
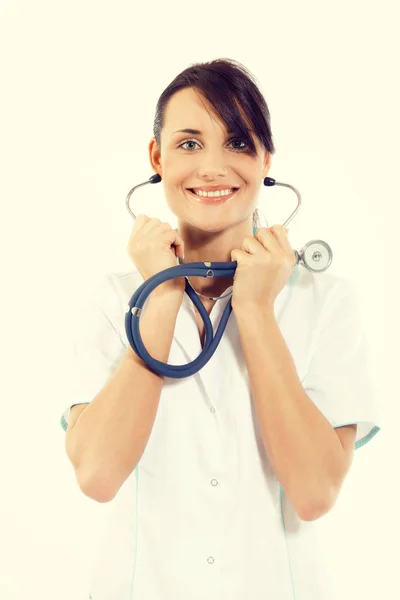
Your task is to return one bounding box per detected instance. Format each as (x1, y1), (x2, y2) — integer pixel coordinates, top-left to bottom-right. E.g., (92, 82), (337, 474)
(230, 225), (297, 311)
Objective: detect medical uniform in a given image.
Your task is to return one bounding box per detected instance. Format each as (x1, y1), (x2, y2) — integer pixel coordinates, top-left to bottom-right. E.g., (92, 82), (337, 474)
(60, 263), (382, 600)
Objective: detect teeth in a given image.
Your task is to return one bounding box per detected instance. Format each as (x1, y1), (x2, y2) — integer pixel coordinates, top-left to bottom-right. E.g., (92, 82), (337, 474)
(193, 188), (235, 197)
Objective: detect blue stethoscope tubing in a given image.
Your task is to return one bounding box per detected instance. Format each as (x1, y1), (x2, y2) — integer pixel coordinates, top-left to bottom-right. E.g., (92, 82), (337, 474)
(125, 261), (234, 377)
(124, 174), (333, 378)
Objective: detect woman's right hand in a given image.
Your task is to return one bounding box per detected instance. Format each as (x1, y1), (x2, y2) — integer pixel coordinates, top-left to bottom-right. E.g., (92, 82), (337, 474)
(127, 215), (186, 295)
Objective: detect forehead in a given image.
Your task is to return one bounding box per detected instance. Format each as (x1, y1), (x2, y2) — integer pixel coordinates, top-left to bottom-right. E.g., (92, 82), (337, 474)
(163, 87), (247, 135)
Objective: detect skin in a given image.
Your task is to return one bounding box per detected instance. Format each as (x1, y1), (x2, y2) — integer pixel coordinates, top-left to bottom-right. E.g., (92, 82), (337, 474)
(148, 87), (272, 298)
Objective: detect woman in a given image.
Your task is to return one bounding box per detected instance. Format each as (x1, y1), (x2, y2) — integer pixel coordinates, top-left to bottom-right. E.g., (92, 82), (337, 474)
(61, 58), (381, 600)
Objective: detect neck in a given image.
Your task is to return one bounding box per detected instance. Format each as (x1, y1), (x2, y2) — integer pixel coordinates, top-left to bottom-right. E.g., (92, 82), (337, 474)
(177, 219), (254, 297)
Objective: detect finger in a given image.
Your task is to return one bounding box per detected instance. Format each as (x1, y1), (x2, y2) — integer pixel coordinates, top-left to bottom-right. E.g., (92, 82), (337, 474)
(253, 226), (282, 253)
(231, 248), (245, 262)
(269, 225), (292, 251)
(242, 234), (266, 255)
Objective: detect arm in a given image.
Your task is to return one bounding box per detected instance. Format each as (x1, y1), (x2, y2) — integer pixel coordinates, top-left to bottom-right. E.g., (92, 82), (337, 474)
(66, 283), (183, 502)
(234, 304), (351, 521)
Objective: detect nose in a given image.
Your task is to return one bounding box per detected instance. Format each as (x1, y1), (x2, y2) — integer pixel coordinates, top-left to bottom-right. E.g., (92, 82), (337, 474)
(197, 148), (230, 180)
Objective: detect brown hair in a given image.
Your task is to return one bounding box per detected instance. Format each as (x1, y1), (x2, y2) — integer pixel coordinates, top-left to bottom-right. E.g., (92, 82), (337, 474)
(153, 58), (276, 229)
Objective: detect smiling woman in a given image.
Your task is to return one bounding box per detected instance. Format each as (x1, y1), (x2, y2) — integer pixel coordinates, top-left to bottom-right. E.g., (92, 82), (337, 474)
(61, 57), (382, 600)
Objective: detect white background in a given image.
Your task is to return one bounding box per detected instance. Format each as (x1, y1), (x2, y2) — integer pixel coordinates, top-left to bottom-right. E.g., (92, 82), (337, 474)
(0, 1), (397, 598)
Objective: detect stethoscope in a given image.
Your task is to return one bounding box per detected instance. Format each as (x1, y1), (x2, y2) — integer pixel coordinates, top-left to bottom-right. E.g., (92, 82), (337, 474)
(124, 174), (333, 378)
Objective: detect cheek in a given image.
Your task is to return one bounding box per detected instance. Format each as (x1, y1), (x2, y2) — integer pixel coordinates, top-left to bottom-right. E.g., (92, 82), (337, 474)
(162, 186), (189, 216)
(162, 164), (192, 192)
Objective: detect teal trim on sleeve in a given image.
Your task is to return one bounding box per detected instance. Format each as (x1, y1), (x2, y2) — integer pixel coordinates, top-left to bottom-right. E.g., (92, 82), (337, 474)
(60, 414), (67, 432)
(60, 403), (90, 433)
(299, 356), (382, 452)
(333, 423), (381, 450)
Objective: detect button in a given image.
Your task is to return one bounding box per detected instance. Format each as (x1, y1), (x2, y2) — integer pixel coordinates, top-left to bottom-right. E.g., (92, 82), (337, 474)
(207, 556), (215, 564)
(211, 479), (218, 486)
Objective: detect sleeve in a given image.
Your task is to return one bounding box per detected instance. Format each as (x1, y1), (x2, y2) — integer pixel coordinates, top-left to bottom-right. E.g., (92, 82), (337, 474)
(60, 272), (128, 433)
(301, 277), (383, 450)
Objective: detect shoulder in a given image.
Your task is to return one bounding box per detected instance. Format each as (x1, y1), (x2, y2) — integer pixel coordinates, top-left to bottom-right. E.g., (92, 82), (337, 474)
(103, 267), (145, 310)
(291, 265), (356, 309)
(293, 264), (351, 295)
(81, 267), (144, 348)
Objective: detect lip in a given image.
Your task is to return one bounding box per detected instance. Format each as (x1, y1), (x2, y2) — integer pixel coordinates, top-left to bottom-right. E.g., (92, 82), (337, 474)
(186, 188), (239, 204)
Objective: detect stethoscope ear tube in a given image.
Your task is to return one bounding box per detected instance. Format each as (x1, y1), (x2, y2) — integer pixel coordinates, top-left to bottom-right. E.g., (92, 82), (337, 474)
(125, 174), (333, 273)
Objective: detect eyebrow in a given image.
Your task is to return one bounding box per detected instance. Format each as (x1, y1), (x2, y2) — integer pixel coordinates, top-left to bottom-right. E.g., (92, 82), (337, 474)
(172, 128), (235, 136)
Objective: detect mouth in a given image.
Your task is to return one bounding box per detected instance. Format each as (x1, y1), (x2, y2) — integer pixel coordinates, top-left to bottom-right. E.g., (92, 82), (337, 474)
(186, 188), (240, 204)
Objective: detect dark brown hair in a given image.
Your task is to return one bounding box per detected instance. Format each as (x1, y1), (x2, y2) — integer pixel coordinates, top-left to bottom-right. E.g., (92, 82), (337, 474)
(153, 58), (276, 228)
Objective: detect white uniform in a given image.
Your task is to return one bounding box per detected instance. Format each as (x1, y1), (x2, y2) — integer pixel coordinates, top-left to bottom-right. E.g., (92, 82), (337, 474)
(60, 264), (382, 600)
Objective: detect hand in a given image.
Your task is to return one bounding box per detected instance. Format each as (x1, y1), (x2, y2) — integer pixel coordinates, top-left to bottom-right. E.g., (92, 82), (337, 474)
(230, 225), (296, 311)
(127, 215), (186, 295)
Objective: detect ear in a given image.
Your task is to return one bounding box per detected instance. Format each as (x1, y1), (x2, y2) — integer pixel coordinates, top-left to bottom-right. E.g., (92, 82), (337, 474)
(263, 151), (271, 177)
(149, 137), (162, 175)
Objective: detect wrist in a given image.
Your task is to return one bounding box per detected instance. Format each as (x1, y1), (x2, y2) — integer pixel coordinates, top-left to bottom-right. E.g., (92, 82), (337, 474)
(233, 301), (275, 320)
(151, 281), (185, 302)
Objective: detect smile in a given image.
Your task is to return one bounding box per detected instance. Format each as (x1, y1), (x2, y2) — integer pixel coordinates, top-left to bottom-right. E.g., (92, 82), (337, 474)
(186, 188), (239, 204)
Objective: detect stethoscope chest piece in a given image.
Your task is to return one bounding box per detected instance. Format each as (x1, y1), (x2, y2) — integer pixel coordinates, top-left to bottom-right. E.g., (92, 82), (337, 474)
(297, 239), (333, 272)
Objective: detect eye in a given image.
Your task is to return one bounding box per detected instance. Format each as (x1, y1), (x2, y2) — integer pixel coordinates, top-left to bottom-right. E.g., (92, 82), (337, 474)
(228, 138), (248, 151)
(179, 139), (200, 151)
(178, 138), (249, 152)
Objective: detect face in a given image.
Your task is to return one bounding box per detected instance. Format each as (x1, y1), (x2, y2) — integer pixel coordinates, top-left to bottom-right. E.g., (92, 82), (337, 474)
(149, 87), (271, 234)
